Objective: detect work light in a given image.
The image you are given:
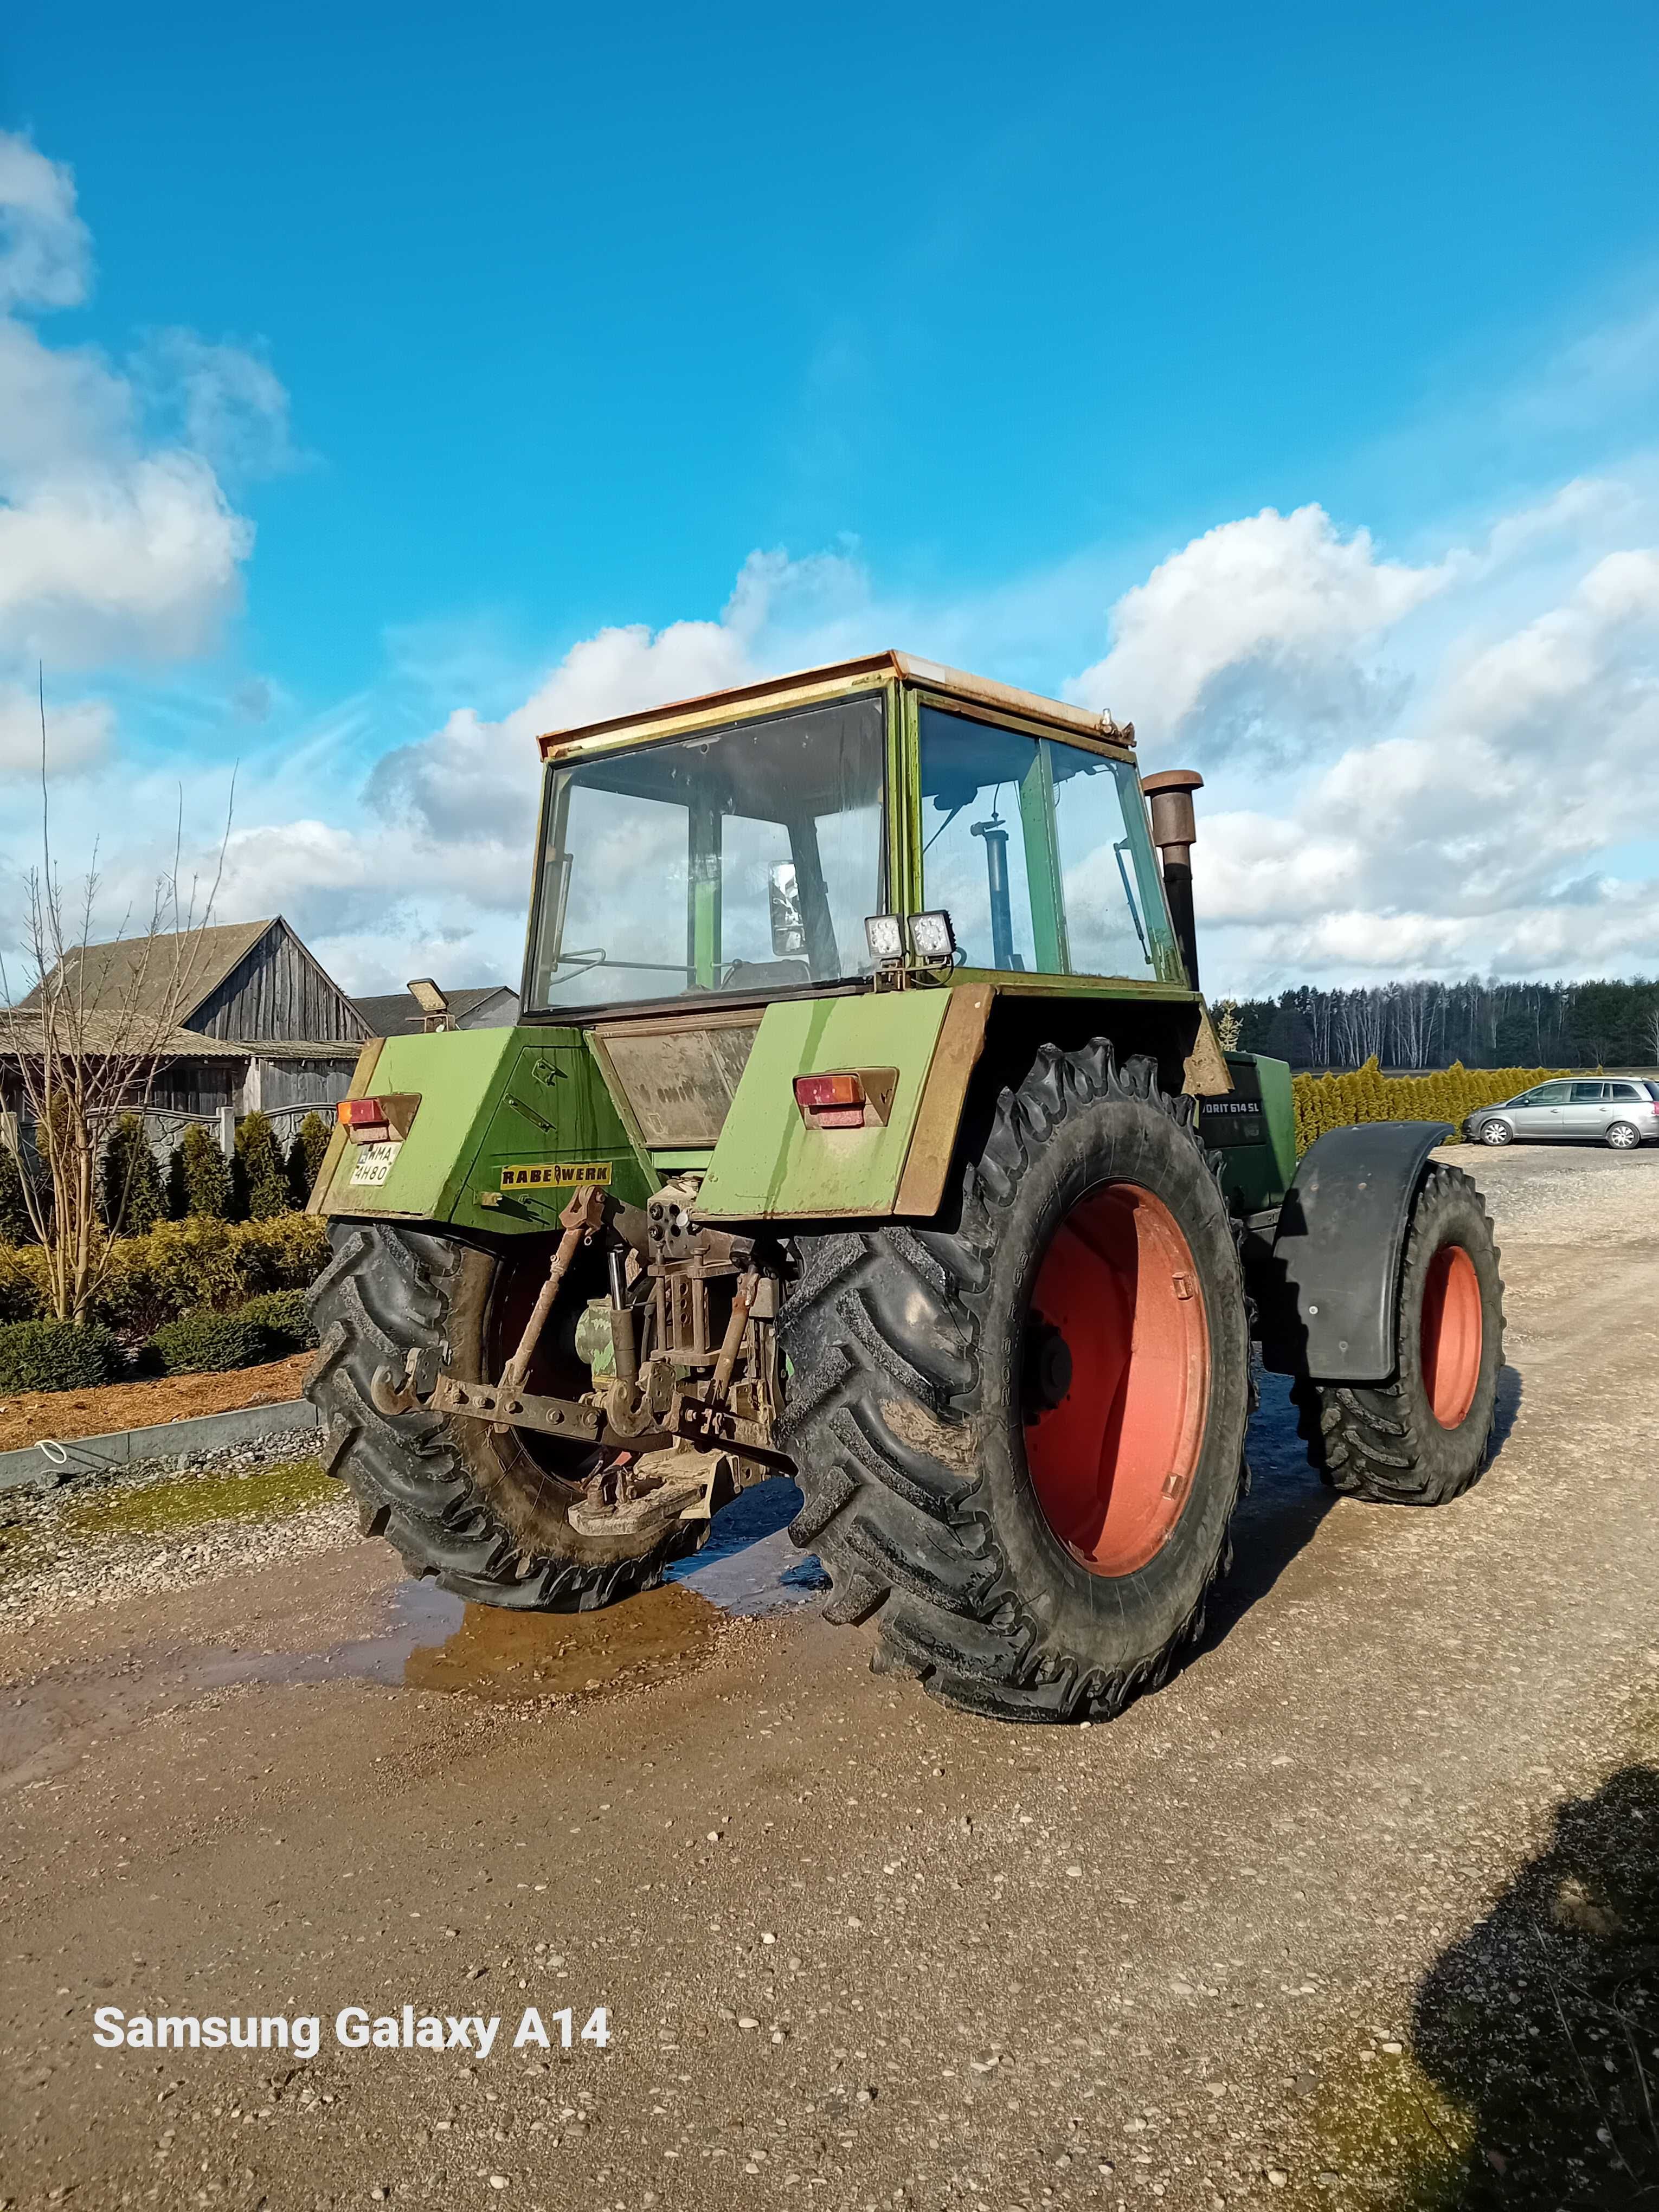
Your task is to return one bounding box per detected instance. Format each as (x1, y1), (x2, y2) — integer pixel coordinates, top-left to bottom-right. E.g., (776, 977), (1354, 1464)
(864, 914), (904, 964)
(907, 910), (956, 961)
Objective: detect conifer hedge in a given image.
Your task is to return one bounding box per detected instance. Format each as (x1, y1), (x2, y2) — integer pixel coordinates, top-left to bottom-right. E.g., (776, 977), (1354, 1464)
(1289, 1059), (1566, 1156)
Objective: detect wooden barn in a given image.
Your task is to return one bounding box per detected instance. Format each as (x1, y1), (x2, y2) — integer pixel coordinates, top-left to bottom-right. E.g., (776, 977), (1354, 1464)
(1, 916), (368, 1139)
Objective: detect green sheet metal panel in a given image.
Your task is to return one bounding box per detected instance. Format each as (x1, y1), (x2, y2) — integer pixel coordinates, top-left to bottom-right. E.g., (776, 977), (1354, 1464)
(316, 1025), (651, 1229)
(454, 1036), (652, 1228)
(314, 1026), (518, 1220)
(698, 991), (954, 1219)
(1199, 1051), (1296, 1213)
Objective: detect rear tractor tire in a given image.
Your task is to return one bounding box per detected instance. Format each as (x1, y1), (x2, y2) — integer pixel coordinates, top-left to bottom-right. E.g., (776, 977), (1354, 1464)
(306, 1223), (702, 1609)
(779, 1045), (1255, 1723)
(1293, 1162), (1503, 1508)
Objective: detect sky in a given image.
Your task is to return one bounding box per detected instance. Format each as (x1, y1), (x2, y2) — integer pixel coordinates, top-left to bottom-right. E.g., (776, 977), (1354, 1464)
(3, 2), (1659, 1000)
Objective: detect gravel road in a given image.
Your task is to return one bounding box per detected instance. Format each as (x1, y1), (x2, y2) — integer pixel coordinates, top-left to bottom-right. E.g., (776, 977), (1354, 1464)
(1, 1143), (1655, 2211)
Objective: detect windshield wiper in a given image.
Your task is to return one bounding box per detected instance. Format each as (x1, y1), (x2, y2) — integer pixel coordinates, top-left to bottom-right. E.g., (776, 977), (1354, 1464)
(553, 951), (695, 978)
(1114, 840), (1150, 963)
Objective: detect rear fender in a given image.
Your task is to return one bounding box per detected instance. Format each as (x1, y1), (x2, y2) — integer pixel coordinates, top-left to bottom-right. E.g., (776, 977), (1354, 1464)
(1256, 1120), (1454, 1382)
(696, 986), (993, 1221)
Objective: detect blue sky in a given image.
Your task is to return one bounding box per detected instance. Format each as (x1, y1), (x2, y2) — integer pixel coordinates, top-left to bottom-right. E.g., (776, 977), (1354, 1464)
(3, 4), (1659, 995)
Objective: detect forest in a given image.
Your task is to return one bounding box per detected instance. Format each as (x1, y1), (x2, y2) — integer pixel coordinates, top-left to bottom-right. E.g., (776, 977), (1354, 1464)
(1223, 975), (1659, 1071)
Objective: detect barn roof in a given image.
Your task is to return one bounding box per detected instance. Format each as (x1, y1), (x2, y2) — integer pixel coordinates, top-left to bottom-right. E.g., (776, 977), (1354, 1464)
(0, 1009), (359, 1063)
(18, 918), (278, 1024)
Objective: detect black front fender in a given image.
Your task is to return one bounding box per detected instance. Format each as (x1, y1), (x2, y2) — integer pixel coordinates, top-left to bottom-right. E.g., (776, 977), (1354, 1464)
(1255, 1120), (1453, 1382)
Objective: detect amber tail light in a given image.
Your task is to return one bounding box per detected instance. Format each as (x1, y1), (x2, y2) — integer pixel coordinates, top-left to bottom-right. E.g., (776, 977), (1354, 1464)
(337, 1095), (419, 1142)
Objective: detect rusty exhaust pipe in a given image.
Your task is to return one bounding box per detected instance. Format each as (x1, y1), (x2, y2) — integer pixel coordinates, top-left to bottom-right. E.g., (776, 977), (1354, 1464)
(1140, 769), (1203, 992)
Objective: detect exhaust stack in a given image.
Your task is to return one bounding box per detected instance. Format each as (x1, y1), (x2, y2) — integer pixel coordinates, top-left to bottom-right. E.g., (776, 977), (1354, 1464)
(1140, 769), (1203, 992)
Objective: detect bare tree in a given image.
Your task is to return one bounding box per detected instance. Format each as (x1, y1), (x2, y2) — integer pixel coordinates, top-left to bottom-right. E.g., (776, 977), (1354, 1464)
(0, 673), (233, 1323)
(1333, 987), (1385, 1069)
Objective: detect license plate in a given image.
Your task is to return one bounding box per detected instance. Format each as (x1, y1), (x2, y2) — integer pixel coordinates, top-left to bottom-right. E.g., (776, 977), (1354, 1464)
(349, 1140), (402, 1187)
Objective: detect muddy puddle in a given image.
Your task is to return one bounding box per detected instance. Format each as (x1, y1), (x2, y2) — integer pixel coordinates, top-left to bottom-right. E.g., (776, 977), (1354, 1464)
(317, 1574), (722, 1699)
(0, 1478), (826, 1791)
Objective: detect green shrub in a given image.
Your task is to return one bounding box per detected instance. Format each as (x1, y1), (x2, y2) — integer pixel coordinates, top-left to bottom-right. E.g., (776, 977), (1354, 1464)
(0, 1242), (47, 1323)
(0, 1317), (123, 1393)
(236, 1210), (330, 1290)
(179, 1124), (230, 1219)
(86, 1211), (331, 1334)
(99, 1114), (165, 1235)
(145, 1310), (282, 1376)
(0, 1140), (37, 1243)
(287, 1112), (332, 1207)
(1290, 1059), (1568, 1156)
(233, 1110), (290, 1221)
(237, 1288), (316, 1352)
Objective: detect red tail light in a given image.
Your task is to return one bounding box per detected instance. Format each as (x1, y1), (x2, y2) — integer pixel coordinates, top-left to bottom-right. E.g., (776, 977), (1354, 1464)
(338, 1097), (388, 1128)
(794, 1072), (867, 1130)
(794, 1073), (865, 1111)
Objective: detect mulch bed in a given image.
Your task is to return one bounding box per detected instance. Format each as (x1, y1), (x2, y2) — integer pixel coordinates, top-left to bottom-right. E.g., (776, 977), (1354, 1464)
(0, 1353), (313, 1454)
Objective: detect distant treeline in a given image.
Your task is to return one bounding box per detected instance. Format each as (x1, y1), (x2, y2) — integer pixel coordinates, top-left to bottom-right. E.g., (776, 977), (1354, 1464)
(1224, 977), (1659, 1072)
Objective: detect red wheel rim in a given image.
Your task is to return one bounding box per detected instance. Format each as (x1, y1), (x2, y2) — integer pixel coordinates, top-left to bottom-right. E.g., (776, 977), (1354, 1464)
(1022, 1183), (1210, 1578)
(1420, 1242), (1482, 1428)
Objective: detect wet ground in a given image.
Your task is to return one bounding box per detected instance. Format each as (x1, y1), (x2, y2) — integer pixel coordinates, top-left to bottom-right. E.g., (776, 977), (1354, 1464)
(1, 1143), (1656, 2210)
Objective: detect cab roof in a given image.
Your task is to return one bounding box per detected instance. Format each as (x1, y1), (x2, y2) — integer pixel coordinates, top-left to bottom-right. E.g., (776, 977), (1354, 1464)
(535, 650), (1136, 762)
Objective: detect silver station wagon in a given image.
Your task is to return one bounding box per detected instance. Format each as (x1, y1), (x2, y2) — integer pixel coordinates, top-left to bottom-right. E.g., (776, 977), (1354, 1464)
(1467, 1077), (1659, 1149)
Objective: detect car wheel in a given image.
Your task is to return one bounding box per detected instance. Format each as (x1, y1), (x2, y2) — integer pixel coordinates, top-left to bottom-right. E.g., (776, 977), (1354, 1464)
(1605, 1120), (1641, 1150)
(1477, 1120), (1513, 1146)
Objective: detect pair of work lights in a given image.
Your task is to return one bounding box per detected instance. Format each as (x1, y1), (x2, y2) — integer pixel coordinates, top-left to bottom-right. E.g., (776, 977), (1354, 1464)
(863, 910), (956, 966)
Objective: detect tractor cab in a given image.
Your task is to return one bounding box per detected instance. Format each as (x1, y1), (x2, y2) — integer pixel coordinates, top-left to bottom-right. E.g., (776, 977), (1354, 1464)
(523, 652), (1184, 1018)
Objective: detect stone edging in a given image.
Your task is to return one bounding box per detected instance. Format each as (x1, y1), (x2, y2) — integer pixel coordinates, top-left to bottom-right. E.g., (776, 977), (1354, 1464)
(0, 1397), (321, 1494)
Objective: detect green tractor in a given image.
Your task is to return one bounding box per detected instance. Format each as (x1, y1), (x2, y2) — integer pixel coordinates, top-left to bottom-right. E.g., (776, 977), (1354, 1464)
(306, 652), (1503, 1722)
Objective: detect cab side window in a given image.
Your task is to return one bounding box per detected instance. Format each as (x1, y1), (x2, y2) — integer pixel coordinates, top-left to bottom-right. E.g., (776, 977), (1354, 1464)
(917, 709), (1040, 972)
(917, 706), (1160, 979)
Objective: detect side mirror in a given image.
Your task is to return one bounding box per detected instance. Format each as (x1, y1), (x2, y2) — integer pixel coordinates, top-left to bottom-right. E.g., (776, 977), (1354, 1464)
(769, 863), (806, 956)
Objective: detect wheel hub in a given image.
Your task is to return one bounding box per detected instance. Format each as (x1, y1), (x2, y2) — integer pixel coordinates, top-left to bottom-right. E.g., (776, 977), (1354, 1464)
(1021, 1181), (1210, 1578)
(1420, 1241), (1482, 1429)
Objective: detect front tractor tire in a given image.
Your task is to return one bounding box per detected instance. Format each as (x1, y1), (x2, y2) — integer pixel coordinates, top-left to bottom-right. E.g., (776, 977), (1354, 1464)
(1293, 1162), (1504, 1507)
(306, 1223), (701, 1609)
(780, 1046), (1255, 1723)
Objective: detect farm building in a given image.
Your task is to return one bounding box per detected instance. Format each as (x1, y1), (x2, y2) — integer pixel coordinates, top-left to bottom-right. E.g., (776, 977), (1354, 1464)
(0, 916), (368, 1141)
(351, 981), (519, 1036)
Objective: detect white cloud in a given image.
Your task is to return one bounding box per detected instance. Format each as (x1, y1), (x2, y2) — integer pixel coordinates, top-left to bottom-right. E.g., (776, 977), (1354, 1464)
(1070, 503), (1455, 740)
(0, 682), (111, 775)
(131, 329), (300, 486)
(367, 546), (867, 843)
(1177, 525), (1659, 989)
(0, 131), (278, 677)
(0, 134), (89, 311)
(0, 452), (250, 664)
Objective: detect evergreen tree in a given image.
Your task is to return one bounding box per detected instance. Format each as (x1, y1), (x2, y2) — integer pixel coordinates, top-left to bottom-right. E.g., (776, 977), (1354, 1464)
(286, 1112), (332, 1207)
(164, 1144), (188, 1220)
(233, 1110), (290, 1220)
(179, 1123), (230, 1219)
(99, 1114), (165, 1235)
